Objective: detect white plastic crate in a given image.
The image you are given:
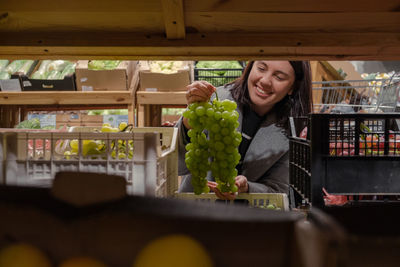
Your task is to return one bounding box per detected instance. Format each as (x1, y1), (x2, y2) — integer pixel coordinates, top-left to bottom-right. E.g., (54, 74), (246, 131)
(175, 193), (289, 211)
(0, 127), (178, 197)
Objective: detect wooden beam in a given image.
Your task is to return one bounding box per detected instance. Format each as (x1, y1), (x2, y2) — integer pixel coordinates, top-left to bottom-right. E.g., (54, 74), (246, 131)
(0, 12), (164, 33)
(3, 0), (400, 12)
(1, 32), (400, 60)
(136, 91), (187, 105)
(185, 12), (400, 33)
(1, 11), (399, 34)
(184, 0), (400, 12)
(1, 0), (161, 12)
(161, 0), (186, 39)
(0, 91), (133, 105)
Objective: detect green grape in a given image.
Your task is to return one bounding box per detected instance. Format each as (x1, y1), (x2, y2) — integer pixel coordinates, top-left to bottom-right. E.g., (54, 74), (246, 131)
(210, 123), (220, 133)
(195, 106), (206, 116)
(215, 141), (225, 151)
(214, 111), (222, 120)
(223, 136), (232, 145)
(222, 111), (231, 120)
(221, 127), (229, 136)
(206, 108), (214, 117)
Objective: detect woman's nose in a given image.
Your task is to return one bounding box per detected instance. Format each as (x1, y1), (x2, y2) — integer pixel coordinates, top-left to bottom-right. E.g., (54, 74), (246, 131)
(259, 73), (272, 87)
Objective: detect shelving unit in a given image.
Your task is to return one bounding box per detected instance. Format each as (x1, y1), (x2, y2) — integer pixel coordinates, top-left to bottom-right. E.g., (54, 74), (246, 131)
(0, 91), (135, 127)
(136, 91), (186, 126)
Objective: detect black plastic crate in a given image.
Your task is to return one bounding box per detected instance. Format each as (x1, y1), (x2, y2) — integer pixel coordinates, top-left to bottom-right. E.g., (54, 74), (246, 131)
(193, 61), (245, 87)
(290, 113), (400, 207)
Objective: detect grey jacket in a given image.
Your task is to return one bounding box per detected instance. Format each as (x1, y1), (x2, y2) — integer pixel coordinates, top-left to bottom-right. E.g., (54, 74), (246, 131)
(176, 86), (289, 194)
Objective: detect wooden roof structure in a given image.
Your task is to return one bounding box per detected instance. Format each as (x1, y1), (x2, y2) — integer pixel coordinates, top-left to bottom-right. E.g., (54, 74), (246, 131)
(1, 0), (400, 60)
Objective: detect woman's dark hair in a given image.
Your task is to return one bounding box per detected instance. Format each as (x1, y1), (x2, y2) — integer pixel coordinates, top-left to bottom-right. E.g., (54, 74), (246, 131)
(229, 61), (313, 129)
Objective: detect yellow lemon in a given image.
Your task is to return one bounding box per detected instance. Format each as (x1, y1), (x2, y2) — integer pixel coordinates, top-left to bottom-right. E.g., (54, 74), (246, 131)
(119, 122), (128, 131)
(0, 243), (52, 267)
(70, 139), (79, 151)
(82, 140), (98, 156)
(133, 234), (213, 267)
(59, 257), (107, 267)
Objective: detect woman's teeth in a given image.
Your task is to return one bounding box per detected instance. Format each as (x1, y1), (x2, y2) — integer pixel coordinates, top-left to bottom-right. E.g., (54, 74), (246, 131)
(256, 86), (268, 95)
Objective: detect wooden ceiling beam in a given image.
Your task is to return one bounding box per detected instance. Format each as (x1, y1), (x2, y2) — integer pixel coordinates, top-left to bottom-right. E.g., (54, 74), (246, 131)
(161, 0), (186, 39)
(1, 32), (400, 60)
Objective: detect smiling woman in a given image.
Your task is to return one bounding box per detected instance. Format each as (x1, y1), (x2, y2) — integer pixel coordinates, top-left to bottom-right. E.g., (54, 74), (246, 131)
(177, 61), (312, 200)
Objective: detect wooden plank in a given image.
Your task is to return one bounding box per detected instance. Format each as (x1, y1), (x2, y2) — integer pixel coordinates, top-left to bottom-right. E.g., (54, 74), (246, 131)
(1, 32), (400, 60)
(136, 91), (187, 105)
(0, 12), (163, 32)
(3, 0), (399, 12)
(1, 0), (161, 11)
(2, 10), (399, 34)
(0, 92), (133, 105)
(128, 103), (135, 126)
(184, 0), (400, 12)
(185, 12), (400, 33)
(137, 104), (145, 127)
(161, 0), (186, 39)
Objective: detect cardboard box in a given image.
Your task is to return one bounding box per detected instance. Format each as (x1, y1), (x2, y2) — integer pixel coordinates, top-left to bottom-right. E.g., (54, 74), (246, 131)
(138, 61), (193, 92)
(75, 60), (138, 91)
(0, 60), (38, 92)
(21, 60), (76, 91)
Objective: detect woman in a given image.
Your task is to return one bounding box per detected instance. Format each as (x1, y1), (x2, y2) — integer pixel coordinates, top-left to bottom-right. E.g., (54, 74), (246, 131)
(177, 61), (312, 200)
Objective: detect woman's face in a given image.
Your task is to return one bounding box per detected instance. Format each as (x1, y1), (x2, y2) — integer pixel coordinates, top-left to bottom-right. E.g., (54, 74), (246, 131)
(247, 61), (296, 116)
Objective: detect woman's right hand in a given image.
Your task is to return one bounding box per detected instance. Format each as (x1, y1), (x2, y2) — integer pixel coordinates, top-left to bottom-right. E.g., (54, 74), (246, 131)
(183, 81), (216, 129)
(185, 81), (216, 105)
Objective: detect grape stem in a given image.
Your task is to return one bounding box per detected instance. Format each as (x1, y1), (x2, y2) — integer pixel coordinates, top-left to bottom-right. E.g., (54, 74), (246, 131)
(214, 91), (219, 101)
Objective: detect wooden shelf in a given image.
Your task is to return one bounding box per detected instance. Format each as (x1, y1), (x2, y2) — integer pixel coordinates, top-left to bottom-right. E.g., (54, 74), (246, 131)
(0, 91), (133, 105)
(136, 91), (187, 105)
(136, 91), (187, 127)
(0, 91), (136, 128)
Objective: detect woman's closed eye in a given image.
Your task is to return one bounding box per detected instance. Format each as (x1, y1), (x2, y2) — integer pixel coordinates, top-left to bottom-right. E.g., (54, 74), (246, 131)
(274, 74), (285, 81)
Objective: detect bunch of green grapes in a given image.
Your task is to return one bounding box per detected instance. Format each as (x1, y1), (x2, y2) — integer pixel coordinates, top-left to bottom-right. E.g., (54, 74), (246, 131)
(183, 97), (241, 195)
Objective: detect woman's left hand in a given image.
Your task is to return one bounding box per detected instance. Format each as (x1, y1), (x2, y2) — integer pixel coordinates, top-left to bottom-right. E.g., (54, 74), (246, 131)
(235, 175), (249, 193)
(207, 176), (249, 200)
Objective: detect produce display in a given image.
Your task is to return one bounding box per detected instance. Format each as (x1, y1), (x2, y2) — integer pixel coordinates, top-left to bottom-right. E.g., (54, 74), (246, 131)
(30, 60), (76, 80)
(258, 203), (282, 210)
(0, 59), (35, 80)
(88, 60), (121, 70)
(183, 95), (241, 195)
(148, 61), (185, 74)
(63, 122), (134, 160)
(300, 123), (400, 156)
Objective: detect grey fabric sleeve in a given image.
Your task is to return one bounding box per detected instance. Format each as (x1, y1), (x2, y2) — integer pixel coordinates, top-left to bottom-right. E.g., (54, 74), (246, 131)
(247, 152), (289, 194)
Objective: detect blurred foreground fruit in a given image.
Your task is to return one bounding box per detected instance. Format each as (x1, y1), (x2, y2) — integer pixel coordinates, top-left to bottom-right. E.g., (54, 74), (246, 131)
(133, 234), (213, 267)
(0, 243), (51, 267)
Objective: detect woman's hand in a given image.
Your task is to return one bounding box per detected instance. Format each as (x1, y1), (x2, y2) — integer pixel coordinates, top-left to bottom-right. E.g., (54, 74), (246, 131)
(207, 176), (249, 201)
(186, 81), (216, 104)
(183, 81), (216, 129)
(235, 175), (249, 193)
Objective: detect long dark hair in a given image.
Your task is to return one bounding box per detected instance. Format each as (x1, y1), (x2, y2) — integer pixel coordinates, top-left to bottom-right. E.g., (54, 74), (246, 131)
(229, 61), (312, 129)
